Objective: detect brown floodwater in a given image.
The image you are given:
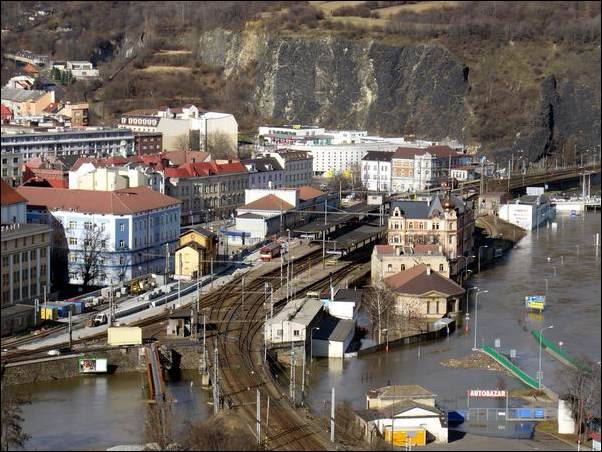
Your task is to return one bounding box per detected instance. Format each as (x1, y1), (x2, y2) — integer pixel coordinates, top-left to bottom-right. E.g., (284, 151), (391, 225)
(304, 210), (601, 412)
(11, 371), (211, 451)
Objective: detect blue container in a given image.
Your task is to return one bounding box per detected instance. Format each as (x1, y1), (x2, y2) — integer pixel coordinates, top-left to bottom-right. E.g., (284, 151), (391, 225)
(57, 305), (70, 318)
(518, 408), (534, 419)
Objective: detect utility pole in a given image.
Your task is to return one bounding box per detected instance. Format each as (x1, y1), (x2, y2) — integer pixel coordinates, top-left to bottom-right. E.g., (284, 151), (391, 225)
(265, 397), (270, 446)
(68, 310), (73, 350)
(242, 275), (245, 312)
(290, 349), (296, 403)
(213, 339), (219, 415)
(256, 389), (261, 446)
(330, 387), (335, 443)
(202, 314), (207, 375)
(301, 347), (306, 406)
(165, 242), (170, 275)
(323, 199), (327, 269)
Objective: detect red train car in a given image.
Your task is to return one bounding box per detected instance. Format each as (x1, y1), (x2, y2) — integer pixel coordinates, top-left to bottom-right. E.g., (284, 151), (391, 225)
(260, 242), (281, 261)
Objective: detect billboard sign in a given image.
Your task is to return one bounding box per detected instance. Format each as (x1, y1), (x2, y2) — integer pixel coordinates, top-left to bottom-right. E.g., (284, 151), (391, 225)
(525, 295), (545, 311)
(468, 389), (507, 398)
(79, 357), (108, 373)
(526, 186), (545, 196)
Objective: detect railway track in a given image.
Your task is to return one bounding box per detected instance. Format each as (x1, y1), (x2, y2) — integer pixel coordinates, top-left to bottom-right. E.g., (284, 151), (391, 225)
(206, 249), (365, 450)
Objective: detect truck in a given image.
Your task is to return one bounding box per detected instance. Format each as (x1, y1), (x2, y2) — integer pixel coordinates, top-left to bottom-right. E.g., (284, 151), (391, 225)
(91, 313), (108, 327)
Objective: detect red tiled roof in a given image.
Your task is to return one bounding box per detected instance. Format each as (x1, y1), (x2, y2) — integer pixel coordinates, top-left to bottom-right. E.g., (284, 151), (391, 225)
(392, 147), (428, 159)
(375, 245), (396, 255)
(426, 145), (463, 158)
(1, 104), (13, 117)
(1, 180), (27, 205)
(298, 186), (325, 201)
(163, 161), (246, 178)
(45, 178), (69, 189)
(384, 264), (464, 296)
(242, 194), (294, 211)
(412, 244), (442, 254)
(16, 186), (181, 215)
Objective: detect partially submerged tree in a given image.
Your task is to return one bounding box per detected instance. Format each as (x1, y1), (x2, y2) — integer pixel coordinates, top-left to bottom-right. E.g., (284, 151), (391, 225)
(1, 387), (30, 451)
(365, 281), (396, 344)
(561, 357), (601, 445)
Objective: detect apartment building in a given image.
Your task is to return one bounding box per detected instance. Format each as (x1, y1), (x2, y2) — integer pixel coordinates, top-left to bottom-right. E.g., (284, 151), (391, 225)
(361, 151), (394, 192)
(164, 160), (248, 224)
(1, 88), (55, 116)
(242, 156), (284, 189)
(17, 186), (181, 286)
(265, 150), (313, 187)
(1, 152), (23, 187)
(1, 128), (135, 160)
(1, 181), (51, 312)
(387, 194), (475, 275)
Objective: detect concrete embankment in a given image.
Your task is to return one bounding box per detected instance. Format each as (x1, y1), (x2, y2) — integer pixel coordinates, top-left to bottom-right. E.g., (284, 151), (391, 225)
(1, 343), (202, 386)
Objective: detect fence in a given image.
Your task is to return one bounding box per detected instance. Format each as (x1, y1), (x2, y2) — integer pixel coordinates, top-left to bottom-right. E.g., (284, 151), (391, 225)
(357, 320), (455, 356)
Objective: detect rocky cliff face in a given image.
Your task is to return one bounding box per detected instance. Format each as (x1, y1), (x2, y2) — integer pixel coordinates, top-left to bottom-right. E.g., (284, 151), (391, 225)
(199, 29), (469, 140)
(199, 28), (600, 160)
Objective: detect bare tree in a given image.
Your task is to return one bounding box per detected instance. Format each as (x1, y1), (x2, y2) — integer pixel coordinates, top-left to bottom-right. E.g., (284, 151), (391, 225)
(71, 227), (108, 289)
(174, 133), (191, 151)
(181, 417), (257, 451)
(1, 387), (30, 451)
(365, 281), (396, 344)
(561, 358), (601, 445)
(143, 402), (174, 450)
(205, 131), (237, 160)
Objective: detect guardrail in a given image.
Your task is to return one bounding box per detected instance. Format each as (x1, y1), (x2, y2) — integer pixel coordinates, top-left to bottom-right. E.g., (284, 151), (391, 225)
(531, 330), (586, 370)
(481, 347), (540, 389)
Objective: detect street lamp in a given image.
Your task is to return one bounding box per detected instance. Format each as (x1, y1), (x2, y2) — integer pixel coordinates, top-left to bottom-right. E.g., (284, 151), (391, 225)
(472, 290), (488, 351)
(478, 246), (488, 273)
(382, 328), (389, 352)
(466, 286), (478, 315)
(544, 278), (548, 292)
(310, 327), (320, 363)
(538, 325), (554, 389)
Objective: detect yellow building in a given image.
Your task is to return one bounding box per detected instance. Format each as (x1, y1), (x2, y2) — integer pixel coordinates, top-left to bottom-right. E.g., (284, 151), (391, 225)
(174, 227), (217, 278)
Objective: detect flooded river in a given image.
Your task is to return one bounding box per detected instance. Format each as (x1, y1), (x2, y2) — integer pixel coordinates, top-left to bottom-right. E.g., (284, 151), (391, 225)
(305, 210), (601, 412)
(12, 371), (210, 451)
(11, 211), (600, 449)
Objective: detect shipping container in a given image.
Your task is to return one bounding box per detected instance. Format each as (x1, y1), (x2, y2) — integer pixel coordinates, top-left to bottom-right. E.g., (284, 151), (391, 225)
(383, 428), (426, 447)
(40, 306), (58, 321)
(107, 327), (143, 346)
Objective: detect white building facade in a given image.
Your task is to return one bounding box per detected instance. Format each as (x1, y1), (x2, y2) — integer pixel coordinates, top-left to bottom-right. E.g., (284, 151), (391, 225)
(498, 194), (555, 230)
(361, 151), (394, 192)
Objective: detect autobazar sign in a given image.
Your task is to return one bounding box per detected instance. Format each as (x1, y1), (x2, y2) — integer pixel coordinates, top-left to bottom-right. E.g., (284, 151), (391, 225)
(468, 389), (507, 398)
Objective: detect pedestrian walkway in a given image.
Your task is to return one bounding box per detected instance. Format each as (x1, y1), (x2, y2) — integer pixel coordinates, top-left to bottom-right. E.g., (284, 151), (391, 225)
(480, 346), (540, 389)
(530, 330), (585, 370)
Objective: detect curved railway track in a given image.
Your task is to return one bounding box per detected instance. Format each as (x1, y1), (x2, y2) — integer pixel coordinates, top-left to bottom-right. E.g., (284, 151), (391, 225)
(207, 249), (365, 450)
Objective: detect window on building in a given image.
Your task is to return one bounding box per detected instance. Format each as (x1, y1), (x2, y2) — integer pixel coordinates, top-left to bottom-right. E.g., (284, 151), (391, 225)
(120, 240), (126, 248)
(387, 264), (393, 272)
(120, 224), (125, 232)
(84, 221), (93, 230)
(293, 330), (300, 336)
(439, 264), (444, 271)
(401, 264), (406, 271)
(69, 237), (77, 246)
(277, 329), (283, 337)
(69, 220), (77, 230)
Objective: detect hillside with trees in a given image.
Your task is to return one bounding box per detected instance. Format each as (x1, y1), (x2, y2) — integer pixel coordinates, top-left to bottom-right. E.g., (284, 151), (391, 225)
(1, 1), (600, 163)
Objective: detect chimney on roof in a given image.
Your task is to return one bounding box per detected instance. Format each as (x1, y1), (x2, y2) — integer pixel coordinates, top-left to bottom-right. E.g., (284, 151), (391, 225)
(426, 264), (431, 275)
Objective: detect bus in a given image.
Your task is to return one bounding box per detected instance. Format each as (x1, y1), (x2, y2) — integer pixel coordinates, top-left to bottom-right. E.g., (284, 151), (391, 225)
(260, 242), (281, 261)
